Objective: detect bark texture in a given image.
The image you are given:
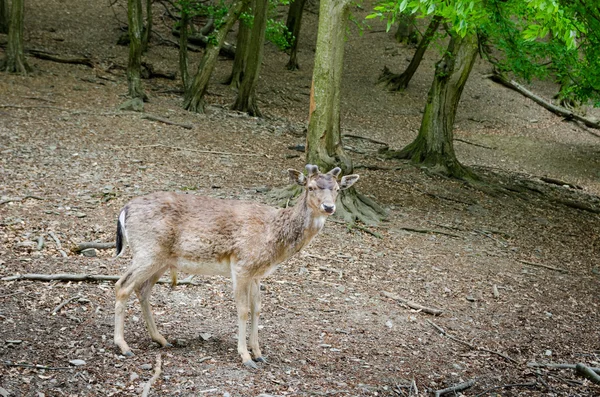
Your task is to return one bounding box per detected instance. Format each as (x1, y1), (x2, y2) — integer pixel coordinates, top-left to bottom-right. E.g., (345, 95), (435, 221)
(394, 13), (417, 44)
(1, 0), (31, 74)
(382, 33), (479, 179)
(285, 0), (307, 70)
(142, 0), (152, 53)
(0, 0), (9, 34)
(184, 0), (246, 113)
(306, 0), (385, 225)
(127, 0), (147, 101)
(379, 16), (441, 91)
(179, 11), (190, 90)
(227, 3), (251, 89)
(231, 0), (268, 116)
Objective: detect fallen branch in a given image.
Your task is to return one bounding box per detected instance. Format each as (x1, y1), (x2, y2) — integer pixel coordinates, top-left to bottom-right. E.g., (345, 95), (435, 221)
(141, 114), (193, 130)
(489, 72), (600, 130)
(113, 143), (264, 157)
(427, 320), (518, 364)
(576, 363), (600, 385)
(553, 198), (600, 214)
(540, 176), (582, 190)
(382, 291), (444, 316)
(342, 133), (389, 148)
(3, 361), (71, 371)
(1, 273), (201, 285)
(27, 48), (94, 68)
(434, 379), (475, 397)
(528, 362), (600, 374)
(0, 195), (44, 205)
(71, 242), (116, 253)
(397, 226), (460, 238)
(52, 296), (82, 314)
(518, 259), (568, 273)
(142, 353), (162, 397)
(455, 138), (496, 150)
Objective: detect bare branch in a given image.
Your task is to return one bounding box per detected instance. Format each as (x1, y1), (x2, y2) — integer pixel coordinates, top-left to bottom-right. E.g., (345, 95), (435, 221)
(434, 379), (476, 397)
(141, 354), (163, 397)
(382, 291), (444, 316)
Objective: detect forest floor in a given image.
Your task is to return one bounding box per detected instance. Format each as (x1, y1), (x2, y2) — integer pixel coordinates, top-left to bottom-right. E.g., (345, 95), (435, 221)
(1, 0), (600, 396)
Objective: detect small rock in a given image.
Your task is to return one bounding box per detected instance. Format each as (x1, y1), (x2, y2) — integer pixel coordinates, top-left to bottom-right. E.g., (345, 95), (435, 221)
(199, 333), (212, 341)
(139, 363), (153, 370)
(298, 267), (309, 276)
(81, 248), (97, 257)
(174, 339), (187, 347)
(6, 340), (23, 344)
(130, 372), (139, 382)
(75, 212), (87, 218)
(466, 295), (477, 302)
(385, 320), (393, 329)
(336, 285), (346, 293)
(545, 350), (552, 356)
(69, 359), (86, 366)
(254, 186), (271, 193)
(319, 344), (331, 348)
(0, 387), (9, 397)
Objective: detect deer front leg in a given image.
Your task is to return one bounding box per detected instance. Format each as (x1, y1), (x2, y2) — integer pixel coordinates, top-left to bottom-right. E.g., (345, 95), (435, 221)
(249, 279), (265, 363)
(233, 276), (255, 369)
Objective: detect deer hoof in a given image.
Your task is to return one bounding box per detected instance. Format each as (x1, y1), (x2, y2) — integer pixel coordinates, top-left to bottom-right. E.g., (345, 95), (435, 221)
(243, 360), (258, 370)
(124, 350), (135, 357)
(253, 356), (266, 363)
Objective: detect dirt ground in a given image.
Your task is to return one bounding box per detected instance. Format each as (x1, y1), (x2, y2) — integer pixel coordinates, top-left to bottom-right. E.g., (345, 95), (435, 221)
(1, 0), (599, 396)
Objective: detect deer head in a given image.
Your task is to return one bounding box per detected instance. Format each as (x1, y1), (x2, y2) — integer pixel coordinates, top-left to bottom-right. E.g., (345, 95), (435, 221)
(288, 164), (359, 216)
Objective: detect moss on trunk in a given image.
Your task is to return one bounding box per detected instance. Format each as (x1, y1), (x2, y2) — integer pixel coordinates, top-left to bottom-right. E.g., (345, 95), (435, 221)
(127, 0), (147, 101)
(1, 0), (31, 74)
(285, 0), (307, 71)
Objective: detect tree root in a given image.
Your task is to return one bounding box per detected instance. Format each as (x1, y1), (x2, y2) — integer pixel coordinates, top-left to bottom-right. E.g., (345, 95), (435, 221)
(336, 187), (386, 226)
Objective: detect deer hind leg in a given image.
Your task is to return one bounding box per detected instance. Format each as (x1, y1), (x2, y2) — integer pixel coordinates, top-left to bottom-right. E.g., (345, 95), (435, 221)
(249, 279), (265, 363)
(135, 268), (170, 348)
(232, 275), (255, 368)
(114, 270), (138, 356)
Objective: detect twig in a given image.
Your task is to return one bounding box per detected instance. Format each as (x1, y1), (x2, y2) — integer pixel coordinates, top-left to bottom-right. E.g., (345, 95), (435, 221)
(382, 291), (444, 316)
(518, 259), (568, 273)
(0, 273), (200, 285)
(427, 320), (518, 364)
(455, 138), (496, 150)
(473, 382), (537, 397)
(527, 362), (600, 374)
(576, 363), (600, 385)
(3, 361), (71, 371)
(397, 226), (460, 238)
(52, 296), (82, 314)
(71, 242), (116, 253)
(0, 290), (26, 299)
(48, 231), (62, 250)
(113, 143), (264, 157)
(342, 133), (389, 147)
(142, 353), (162, 397)
(0, 195), (44, 205)
(141, 114), (193, 129)
(434, 379), (475, 397)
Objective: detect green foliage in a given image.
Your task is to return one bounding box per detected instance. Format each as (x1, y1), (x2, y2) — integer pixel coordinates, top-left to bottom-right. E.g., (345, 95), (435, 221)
(266, 19), (293, 50)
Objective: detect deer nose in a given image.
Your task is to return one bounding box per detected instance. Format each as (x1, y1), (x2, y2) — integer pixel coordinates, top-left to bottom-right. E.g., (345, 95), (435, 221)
(322, 204), (336, 214)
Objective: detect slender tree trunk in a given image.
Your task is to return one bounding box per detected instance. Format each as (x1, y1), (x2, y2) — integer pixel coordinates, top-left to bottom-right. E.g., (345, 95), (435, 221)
(127, 0), (146, 100)
(227, 2), (251, 88)
(142, 0), (152, 53)
(184, 0), (246, 113)
(231, 0), (267, 116)
(306, 0), (385, 225)
(1, 0), (30, 74)
(0, 0), (9, 34)
(383, 33), (479, 179)
(285, 0), (307, 70)
(379, 16), (441, 91)
(179, 11), (190, 91)
(394, 13), (417, 44)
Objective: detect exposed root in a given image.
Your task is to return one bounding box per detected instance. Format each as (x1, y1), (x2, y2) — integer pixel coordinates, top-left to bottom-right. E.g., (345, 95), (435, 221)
(336, 188), (386, 226)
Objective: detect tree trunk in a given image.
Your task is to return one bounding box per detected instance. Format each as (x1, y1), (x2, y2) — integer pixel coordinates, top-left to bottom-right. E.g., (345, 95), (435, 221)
(394, 13), (417, 45)
(306, 0), (385, 225)
(379, 16), (441, 91)
(231, 0), (267, 116)
(382, 33), (479, 179)
(184, 0), (246, 113)
(227, 2), (251, 88)
(179, 11), (190, 91)
(1, 0), (31, 74)
(142, 0), (152, 53)
(0, 0), (9, 34)
(127, 0), (147, 100)
(285, 0), (307, 70)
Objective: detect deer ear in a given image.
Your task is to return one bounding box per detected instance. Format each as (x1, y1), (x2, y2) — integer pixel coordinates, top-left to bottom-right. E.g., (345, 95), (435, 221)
(288, 169), (306, 186)
(339, 174), (359, 190)
(327, 167), (342, 178)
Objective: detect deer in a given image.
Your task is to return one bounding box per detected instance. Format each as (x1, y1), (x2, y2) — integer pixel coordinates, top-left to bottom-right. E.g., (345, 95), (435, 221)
(113, 164), (359, 368)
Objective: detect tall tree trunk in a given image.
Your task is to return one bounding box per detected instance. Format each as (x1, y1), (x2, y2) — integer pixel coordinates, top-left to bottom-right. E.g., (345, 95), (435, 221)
(227, 2), (251, 88)
(142, 0), (152, 53)
(1, 0), (30, 74)
(184, 0), (246, 113)
(0, 0), (9, 34)
(306, 0), (385, 225)
(383, 33), (479, 179)
(127, 0), (146, 101)
(394, 13), (417, 44)
(285, 0), (307, 70)
(379, 16), (441, 91)
(179, 11), (190, 91)
(231, 0), (267, 116)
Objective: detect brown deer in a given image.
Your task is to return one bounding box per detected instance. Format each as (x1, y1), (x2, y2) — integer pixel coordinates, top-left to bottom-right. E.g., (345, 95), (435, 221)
(113, 164), (359, 368)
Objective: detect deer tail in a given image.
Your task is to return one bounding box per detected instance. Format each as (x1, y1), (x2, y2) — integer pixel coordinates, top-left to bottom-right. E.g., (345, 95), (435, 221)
(115, 208), (128, 257)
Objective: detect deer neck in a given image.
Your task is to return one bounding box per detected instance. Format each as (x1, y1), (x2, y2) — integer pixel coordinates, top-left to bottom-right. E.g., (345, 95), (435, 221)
(276, 192), (326, 255)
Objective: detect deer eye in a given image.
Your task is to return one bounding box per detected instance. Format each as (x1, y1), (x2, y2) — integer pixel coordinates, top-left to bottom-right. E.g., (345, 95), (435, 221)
(308, 186), (316, 192)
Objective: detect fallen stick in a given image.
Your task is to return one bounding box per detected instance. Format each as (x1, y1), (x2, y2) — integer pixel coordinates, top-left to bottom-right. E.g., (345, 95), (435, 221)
(427, 320), (518, 364)
(576, 363), (600, 385)
(141, 114), (193, 129)
(48, 232), (62, 249)
(527, 362), (600, 374)
(518, 259), (568, 273)
(455, 138), (496, 150)
(382, 291), (444, 316)
(3, 361), (71, 371)
(52, 296), (82, 314)
(0, 195), (44, 205)
(398, 226), (460, 238)
(434, 379), (475, 397)
(540, 176), (582, 190)
(142, 353), (162, 397)
(71, 242), (116, 253)
(0, 273), (201, 285)
(342, 133), (389, 147)
(113, 143), (264, 157)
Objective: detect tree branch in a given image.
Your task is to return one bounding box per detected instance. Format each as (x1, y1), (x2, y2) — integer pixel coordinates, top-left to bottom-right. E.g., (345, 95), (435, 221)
(382, 291), (444, 316)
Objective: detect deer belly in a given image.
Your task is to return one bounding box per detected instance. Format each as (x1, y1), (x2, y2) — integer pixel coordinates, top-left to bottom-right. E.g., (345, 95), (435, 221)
(175, 258), (230, 277)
